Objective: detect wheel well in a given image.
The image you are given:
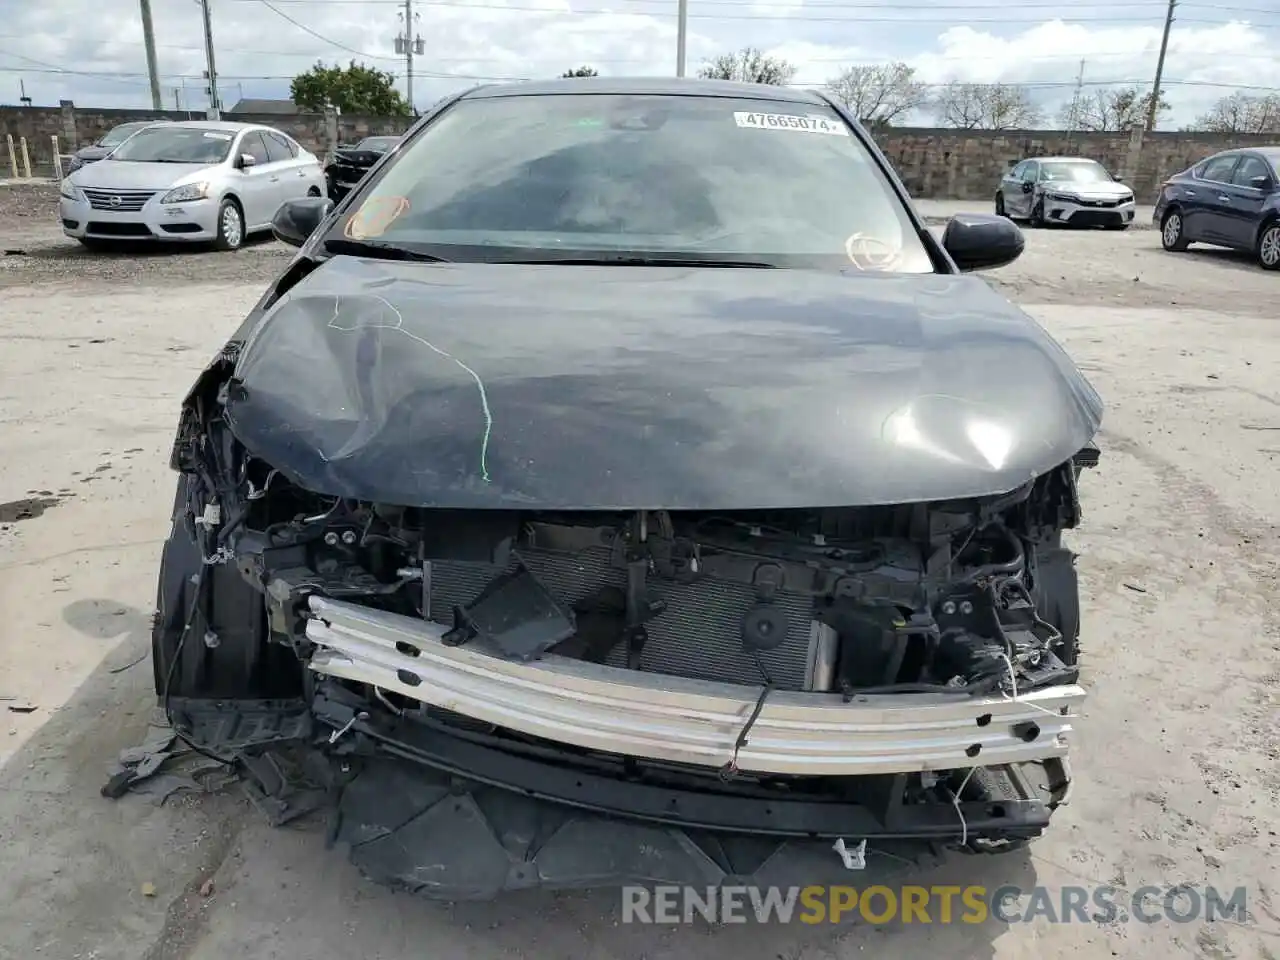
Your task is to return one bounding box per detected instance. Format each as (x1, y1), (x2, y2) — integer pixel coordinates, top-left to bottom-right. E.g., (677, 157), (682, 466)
(1161, 202), (1182, 221)
(1256, 213), (1280, 244)
(221, 193), (244, 215)
(307, 185), (321, 197)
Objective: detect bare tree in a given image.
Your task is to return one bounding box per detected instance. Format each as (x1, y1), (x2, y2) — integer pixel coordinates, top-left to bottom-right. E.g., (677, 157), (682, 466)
(1060, 86), (1171, 132)
(1190, 92), (1280, 134)
(561, 66), (599, 78)
(823, 63), (928, 126)
(698, 47), (797, 85)
(932, 82), (1043, 129)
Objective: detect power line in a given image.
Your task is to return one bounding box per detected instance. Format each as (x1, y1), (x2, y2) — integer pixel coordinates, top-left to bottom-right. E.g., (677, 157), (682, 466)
(10, 35), (1279, 64)
(3, 52), (1276, 94)
(203, 0), (1276, 25)
(256, 0), (397, 60)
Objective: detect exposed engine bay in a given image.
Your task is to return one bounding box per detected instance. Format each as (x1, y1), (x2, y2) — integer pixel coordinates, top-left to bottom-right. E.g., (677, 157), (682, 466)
(147, 398), (1097, 894)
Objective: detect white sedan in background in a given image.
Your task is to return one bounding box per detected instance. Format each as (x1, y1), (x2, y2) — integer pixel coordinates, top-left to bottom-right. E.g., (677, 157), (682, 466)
(995, 156), (1136, 230)
(58, 121), (325, 251)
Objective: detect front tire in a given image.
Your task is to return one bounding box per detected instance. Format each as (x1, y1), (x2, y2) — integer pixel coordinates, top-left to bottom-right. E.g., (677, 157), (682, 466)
(995, 193), (1007, 218)
(212, 198), (245, 252)
(1029, 199), (1045, 228)
(1256, 220), (1280, 271)
(1161, 208), (1189, 251)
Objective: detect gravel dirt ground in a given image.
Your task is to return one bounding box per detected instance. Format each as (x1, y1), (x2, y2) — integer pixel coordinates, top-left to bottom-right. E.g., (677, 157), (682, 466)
(1, 181), (1277, 960)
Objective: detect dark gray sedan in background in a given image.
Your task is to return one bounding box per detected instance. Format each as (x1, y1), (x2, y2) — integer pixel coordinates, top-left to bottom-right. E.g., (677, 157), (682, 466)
(65, 119), (170, 174)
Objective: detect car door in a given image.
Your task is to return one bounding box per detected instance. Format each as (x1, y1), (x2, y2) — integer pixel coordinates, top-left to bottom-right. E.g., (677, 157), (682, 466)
(1185, 153), (1240, 245)
(233, 131), (275, 228)
(1221, 154), (1273, 251)
(1002, 161), (1026, 216)
(1017, 161), (1040, 218)
(262, 131), (306, 209)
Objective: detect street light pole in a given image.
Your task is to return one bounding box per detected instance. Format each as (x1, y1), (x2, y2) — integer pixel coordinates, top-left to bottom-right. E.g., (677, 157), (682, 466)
(200, 0), (222, 118)
(1147, 0), (1176, 131)
(676, 0), (687, 77)
(140, 0), (163, 109)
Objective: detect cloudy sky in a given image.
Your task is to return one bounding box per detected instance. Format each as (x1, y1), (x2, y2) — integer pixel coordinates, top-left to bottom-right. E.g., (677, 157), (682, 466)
(0, 0), (1277, 127)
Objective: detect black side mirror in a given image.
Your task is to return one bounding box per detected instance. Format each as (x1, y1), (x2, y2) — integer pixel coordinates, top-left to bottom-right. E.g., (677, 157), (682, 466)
(1250, 174), (1275, 191)
(942, 213), (1025, 272)
(272, 197), (334, 248)
(1021, 181), (1034, 194)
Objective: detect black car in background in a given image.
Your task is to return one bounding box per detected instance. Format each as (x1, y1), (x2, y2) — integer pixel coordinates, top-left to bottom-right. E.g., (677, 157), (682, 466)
(323, 135), (401, 201)
(66, 119), (170, 174)
(1154, 146), (1280, 270)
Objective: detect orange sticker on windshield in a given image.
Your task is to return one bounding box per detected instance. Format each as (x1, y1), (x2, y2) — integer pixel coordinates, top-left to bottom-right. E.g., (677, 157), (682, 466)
(345, 196), (410, 239)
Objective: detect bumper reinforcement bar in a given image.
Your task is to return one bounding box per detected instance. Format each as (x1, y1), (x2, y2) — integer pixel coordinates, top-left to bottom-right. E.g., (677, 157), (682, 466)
(305, 597), (1085, 777)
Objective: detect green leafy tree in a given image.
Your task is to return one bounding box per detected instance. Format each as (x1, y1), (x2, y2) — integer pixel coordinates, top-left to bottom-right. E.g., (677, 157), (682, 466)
(562, 66), (599, 78)
(290, 60), (410, 116)
(698, 47), (796, 85)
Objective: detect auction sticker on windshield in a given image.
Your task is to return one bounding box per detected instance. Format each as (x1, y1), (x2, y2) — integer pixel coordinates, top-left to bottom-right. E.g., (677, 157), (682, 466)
(733, 112), (849, 135)
(203, 132), (232, 140)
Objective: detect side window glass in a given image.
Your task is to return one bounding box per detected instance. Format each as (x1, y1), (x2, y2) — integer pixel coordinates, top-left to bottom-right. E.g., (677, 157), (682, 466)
(1022, 163), (1038, 182)
(1232, 156), (1269, 187)
(1202, 155), (1238, 183)
(240, 132), (270, 165)
(263, 132), (293, 163)
(1010, 161), (1026, 179)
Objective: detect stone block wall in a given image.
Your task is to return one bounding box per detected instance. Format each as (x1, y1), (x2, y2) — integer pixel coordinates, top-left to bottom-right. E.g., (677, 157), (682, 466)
(870, 126), (1279, 200)
(2, 100), (1275, 199)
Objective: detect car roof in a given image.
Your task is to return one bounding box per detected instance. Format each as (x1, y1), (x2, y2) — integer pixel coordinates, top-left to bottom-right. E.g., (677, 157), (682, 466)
(459, 75), (828, 105)
(156, 120), (271, 134)
(1026, 156), (1105, 164)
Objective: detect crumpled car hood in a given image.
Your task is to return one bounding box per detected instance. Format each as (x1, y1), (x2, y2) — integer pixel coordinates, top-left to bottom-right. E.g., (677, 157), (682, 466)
(223, 255), (1103, 510)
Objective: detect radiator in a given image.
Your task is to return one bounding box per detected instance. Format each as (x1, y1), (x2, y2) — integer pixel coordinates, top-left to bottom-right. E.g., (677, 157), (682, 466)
(424, 546), (819, 690)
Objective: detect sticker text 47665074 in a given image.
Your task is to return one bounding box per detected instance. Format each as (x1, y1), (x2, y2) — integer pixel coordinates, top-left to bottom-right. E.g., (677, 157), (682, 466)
(733, 112), (850, 136)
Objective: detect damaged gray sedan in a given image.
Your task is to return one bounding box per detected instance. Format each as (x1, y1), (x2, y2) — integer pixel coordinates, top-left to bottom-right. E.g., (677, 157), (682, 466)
(149, 76), (1101, 898)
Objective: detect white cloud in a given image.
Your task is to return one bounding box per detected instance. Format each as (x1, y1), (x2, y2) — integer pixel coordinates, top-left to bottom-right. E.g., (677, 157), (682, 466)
(0, 0), (1276, 127)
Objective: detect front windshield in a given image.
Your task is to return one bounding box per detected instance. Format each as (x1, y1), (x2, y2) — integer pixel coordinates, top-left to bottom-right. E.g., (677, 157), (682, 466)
(1040, 160), (1113, 184)
(100, 123), (150, 147)
(328, 93), (934, 271)
(109, 127), (234, 164)
(358, 136), (398, 152)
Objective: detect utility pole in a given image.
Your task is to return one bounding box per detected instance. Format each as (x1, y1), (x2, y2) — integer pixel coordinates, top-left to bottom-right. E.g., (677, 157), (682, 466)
(199, 0), (221, 118)
(1065, 59), (1085, 136)
(1148, 0), (1176, 131)
(140, 0), (162, 110)
(394, 1), (423, 112)
(173, 87), (181, 110)
(676, 0), (687, 77)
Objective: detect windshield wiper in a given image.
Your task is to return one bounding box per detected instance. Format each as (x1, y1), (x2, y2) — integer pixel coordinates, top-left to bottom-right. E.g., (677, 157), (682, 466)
(502, 255), (776, 268)
(324, 237), (451, 263)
